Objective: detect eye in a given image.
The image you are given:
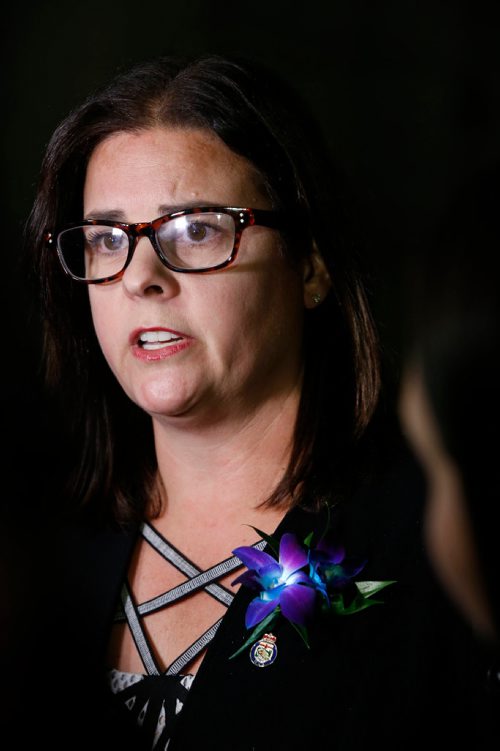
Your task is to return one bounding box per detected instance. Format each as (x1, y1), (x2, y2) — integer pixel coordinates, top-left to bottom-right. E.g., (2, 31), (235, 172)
(156, 211), (235, 270)
(185, 221), (209, 242)
(157, 214), (229, 249)
(171, 217), (221, 245)
(85, 227), (128, 254)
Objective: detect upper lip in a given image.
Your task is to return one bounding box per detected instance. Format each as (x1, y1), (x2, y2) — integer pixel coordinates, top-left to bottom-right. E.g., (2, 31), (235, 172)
(130, 326), (191, 345)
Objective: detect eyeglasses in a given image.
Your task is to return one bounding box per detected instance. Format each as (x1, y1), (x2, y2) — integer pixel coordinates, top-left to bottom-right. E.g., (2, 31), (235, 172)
(44, 206), (284, 283)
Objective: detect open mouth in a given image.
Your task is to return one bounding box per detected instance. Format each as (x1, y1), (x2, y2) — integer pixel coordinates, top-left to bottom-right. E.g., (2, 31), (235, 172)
(138, 330), (184, 351)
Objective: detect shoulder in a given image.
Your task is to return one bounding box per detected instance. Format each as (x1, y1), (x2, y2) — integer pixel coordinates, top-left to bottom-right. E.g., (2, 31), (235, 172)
(1, 508), (143, 749)
(328, 427), (427, 578)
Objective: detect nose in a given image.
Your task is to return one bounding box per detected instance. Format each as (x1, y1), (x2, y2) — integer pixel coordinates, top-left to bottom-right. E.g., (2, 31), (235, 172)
(121, 236), (180, 299)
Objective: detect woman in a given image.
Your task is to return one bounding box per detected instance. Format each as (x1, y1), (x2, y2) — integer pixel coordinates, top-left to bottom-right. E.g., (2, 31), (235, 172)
(18, 54), (476, 749)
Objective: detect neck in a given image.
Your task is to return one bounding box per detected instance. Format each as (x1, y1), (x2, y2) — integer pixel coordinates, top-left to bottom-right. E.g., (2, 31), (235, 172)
(149, 385), (301, 535)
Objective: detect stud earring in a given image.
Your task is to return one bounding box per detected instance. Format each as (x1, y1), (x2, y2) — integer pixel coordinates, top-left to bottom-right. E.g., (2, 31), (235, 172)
(312, 293), (321, 305)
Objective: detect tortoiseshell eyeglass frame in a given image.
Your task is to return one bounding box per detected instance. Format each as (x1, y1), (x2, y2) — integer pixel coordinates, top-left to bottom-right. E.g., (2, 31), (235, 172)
(44, 206), (285, 284)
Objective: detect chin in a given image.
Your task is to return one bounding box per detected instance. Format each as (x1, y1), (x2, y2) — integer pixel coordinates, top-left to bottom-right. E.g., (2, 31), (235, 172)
(125, 377), (196, 419)
(138, 396), (197, 420)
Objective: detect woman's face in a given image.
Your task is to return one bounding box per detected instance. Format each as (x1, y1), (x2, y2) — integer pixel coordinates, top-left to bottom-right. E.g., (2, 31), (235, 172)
(84, 126), (310, 428)
(399, 367), (495, 640)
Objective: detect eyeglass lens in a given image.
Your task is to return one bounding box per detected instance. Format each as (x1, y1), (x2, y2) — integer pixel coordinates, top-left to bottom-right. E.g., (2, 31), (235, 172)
(58, 212), (236, 280)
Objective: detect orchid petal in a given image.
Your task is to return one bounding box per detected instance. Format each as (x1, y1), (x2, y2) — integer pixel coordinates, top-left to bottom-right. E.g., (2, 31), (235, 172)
(232, 545), (278, 572)
(280, 582), (317, 625)
(308, 567), (328, 594)
(326, 573), (355, 589)
(231, 570), (261, 588)
(279, 533), (308, 576)
(315, 540), (345, 564)
(259, 564), (284, 590)
(323, 559), (367, 589)
(329, 560), (366, 580)
(260, 583), (284, 603)
(287, 570), (315, 586)
(342, 560), (366, 577)
(245, 596), (279, 628)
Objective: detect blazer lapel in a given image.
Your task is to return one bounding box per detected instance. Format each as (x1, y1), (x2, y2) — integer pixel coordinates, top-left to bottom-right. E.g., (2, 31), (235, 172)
(170, 505), (334, 749)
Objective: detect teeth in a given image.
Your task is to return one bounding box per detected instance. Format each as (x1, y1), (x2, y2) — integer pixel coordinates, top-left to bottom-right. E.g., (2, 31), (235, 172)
(139, 330), (182, 349)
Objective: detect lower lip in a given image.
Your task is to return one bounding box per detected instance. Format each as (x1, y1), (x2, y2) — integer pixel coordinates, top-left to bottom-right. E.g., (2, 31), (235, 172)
(132, 339), (193, 361)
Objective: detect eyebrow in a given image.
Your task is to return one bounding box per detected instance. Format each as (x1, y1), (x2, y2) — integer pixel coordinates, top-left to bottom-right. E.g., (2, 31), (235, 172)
(83, 202), (224, 222)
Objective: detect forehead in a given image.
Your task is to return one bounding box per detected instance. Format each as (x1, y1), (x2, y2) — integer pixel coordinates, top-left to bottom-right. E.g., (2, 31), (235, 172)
(83, 126), (269, 216)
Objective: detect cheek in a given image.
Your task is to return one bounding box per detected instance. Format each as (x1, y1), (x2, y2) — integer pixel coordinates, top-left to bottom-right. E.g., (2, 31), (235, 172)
(221, 276), (302, 358)
(199, 257), (302, 345)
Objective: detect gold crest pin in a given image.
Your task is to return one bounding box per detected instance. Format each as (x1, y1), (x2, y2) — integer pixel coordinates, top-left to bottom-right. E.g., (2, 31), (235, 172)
(249, 633), (278, 667)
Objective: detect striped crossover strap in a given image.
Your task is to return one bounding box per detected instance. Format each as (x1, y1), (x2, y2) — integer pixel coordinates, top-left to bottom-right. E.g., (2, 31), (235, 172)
(117, 522), (266, 676)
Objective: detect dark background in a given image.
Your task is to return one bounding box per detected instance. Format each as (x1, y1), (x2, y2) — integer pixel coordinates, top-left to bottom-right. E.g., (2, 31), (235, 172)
(2, 1), (500, 505)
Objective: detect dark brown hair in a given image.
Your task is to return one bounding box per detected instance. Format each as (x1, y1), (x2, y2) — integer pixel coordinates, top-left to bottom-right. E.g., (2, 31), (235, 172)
(26, 54), (381, 524)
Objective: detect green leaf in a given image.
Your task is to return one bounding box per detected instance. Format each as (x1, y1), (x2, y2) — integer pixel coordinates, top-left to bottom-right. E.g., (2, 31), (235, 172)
(326, 592), (348, 614)
(355, 580), (397, 598)
(326, 589), (386, 616)
(303, 531), (314, 548)
(246, 525), (279, 556)
(228, 607), (280, 660)
(290, 621), (311, 649)
(340, 596), (384, 615)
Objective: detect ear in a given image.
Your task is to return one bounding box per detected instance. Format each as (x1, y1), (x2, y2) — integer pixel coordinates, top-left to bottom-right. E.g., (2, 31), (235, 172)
(302, 244), (332, 309)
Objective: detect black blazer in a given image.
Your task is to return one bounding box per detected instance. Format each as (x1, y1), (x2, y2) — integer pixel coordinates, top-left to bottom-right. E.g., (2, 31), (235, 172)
(3, 449), (496, 750)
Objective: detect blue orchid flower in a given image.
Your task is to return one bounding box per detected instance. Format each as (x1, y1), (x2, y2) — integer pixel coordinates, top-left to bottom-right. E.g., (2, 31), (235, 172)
(308, 538), (366, 603)
(232, 533), (317, 628)
(229, 524), (395, 661)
